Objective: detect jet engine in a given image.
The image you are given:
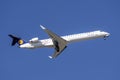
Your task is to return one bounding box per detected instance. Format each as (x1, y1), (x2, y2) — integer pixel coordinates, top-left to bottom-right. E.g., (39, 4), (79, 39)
(29, 37), (39, 43)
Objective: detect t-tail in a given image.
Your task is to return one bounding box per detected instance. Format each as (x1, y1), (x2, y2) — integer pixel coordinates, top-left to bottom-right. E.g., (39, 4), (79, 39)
(8, 34), (25, 46)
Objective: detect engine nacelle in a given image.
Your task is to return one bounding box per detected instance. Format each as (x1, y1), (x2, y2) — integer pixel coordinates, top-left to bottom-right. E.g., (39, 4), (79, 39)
(29, 37), (39, 43)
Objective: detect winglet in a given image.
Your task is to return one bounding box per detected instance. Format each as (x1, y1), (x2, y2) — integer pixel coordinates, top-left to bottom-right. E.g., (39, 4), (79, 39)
(48, 56), (53, 59)
(40, 25), (46, 30)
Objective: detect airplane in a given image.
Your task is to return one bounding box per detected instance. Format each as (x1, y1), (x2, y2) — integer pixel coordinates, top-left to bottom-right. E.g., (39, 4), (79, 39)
(8, 25), (110, 59)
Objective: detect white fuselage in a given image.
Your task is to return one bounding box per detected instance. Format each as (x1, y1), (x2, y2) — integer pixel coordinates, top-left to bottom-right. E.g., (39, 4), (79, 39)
(19, 30), (110, 49)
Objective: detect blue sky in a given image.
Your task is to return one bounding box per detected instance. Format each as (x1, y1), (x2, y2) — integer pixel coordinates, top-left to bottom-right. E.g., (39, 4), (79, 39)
(0, 0), (120, 80)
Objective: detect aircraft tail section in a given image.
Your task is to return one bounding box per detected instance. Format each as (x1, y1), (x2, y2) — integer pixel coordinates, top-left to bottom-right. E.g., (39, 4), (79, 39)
(8, 34), (25, 46)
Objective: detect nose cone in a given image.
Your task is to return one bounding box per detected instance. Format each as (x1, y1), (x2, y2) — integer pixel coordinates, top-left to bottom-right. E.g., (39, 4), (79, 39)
(106, 32), (110, 37)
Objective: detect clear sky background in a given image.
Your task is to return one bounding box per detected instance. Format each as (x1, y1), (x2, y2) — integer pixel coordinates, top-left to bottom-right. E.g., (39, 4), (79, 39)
(0, 0), (120, 80)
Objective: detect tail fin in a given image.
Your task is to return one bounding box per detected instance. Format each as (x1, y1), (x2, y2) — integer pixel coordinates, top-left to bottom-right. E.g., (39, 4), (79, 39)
(8, 34), (25, 46)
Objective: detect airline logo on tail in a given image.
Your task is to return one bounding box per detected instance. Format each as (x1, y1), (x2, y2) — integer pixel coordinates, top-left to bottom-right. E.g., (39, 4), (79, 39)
(8, 34), (25, 46)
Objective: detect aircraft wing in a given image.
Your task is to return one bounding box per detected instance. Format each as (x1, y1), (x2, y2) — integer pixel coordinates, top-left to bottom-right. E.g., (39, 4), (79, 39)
(40, 25), (67, 59)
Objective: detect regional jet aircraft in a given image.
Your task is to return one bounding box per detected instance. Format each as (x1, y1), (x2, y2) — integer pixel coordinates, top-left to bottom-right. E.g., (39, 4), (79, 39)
(9, 25), (110, 59)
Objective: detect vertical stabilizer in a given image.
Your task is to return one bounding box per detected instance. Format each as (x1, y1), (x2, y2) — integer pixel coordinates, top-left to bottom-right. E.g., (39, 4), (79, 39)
(8, 34), (25, 46)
